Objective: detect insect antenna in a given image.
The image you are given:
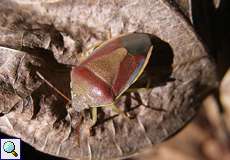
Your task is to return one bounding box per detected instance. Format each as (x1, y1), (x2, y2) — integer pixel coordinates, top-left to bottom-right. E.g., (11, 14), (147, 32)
(36, 71), (71, 103)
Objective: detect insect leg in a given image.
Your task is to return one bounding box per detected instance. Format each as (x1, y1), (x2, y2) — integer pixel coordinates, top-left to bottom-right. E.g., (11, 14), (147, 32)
(106, 29), (112, 40)
(146, 78), (152, 89)
(80, 42), (103, 63)
(91, 107), (98, 126)
(124, 77), (152, 93)
(86, 41), (103, 52)
(125, 88), (147, 93)
(107, 103), (130, 120)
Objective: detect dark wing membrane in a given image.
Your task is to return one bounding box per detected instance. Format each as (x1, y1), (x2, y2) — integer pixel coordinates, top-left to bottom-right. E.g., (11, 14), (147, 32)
(112, 46), (153, 97)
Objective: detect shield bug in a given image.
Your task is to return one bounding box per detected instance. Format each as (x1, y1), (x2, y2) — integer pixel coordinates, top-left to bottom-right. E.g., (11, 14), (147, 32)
(70, 32), (153, 125)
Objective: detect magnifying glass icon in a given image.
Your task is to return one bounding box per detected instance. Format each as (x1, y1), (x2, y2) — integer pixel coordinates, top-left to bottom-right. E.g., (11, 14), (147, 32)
(3, 141), (18, 157)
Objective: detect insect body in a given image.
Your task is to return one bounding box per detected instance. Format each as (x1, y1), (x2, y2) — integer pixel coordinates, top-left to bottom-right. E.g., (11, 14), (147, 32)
(71, 33), (153, 125)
